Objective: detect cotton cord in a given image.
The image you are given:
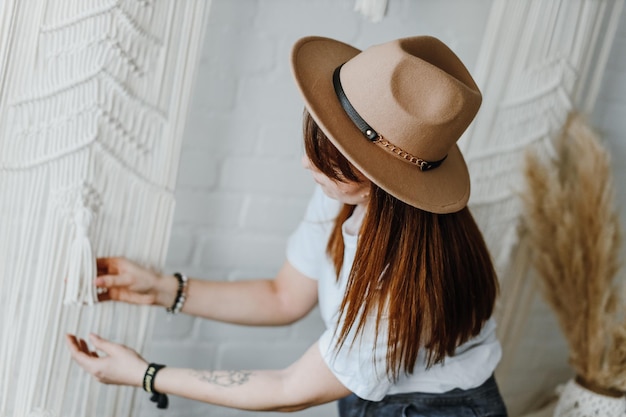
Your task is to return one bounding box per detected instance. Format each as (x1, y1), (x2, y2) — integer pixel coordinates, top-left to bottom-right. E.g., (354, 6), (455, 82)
(0, 1), (208, 416)
(143, 363), (168, 409)
(353, 0), (388, 22)
(457, 0), (624, 400)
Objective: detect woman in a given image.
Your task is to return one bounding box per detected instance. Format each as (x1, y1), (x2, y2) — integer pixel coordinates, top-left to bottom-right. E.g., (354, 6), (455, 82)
(67, 35), (508, 416)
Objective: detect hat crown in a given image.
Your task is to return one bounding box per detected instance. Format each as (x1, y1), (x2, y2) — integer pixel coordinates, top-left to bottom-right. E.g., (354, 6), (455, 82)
(339, 36), (481, 161)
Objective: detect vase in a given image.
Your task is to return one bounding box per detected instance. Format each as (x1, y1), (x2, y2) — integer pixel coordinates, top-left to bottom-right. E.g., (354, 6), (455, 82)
(553, 377), (626, 417)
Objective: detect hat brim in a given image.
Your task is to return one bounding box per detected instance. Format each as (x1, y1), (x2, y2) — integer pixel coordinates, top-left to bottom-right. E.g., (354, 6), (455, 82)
(290, 36), (470, 214)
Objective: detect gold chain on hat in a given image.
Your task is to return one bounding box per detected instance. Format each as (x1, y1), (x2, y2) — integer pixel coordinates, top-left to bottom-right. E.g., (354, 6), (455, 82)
(373, 136), (446, 171)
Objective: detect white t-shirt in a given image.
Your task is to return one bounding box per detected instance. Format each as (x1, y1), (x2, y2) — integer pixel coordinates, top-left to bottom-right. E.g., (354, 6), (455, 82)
(286, 185), (502, 401)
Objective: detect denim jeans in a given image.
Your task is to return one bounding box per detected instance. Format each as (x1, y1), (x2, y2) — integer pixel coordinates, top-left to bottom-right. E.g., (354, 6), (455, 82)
(337, 375), (508, 417)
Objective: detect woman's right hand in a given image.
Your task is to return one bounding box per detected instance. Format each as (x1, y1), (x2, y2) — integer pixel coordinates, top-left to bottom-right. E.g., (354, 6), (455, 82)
(96, 257), (176, 307)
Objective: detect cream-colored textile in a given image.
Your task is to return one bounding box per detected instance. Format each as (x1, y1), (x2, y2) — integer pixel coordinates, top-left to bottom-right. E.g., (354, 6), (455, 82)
(354, 0), (388, 22)
(462, 0), (625, 415)
(0, 1), (208, 416)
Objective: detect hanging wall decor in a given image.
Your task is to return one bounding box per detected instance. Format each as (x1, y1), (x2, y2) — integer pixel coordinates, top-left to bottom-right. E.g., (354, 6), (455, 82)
(459, 0), (624, 414)
(354, 0), (388, 22)
(0, 1), (208, 416)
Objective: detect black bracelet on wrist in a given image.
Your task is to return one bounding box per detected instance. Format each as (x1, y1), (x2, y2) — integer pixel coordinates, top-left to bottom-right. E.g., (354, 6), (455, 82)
(166, 272), (188, 315)
(143, 363), (168, 409)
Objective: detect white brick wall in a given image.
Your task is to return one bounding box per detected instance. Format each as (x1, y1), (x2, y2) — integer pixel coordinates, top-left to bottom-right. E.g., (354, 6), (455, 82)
(139, 1), (626, 416)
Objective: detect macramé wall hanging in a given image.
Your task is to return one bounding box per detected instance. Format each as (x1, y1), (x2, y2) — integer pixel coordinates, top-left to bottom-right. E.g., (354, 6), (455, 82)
(0, 1), (208, 416)
(461, 0), (624, 415)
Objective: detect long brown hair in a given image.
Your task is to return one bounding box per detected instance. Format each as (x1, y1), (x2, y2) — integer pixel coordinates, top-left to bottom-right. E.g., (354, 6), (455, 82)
(303, 109), (499, 380)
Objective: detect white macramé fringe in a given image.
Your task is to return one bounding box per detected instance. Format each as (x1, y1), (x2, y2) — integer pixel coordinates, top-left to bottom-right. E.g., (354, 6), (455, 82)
(0, 0), (208, 416)
(460, 0), (624, 406)
(354, 0), (388, 22)
(27, 408), (57, 417)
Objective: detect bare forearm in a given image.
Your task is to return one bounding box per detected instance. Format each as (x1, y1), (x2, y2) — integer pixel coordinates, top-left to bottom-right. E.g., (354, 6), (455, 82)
(67, 334), (310, 411)
(153, 262), (318, 326)
(67, 337), (350, 413)
(176, 279), (297, 325)
(154, 367), (308, 411)
(150, 343), (349, 411)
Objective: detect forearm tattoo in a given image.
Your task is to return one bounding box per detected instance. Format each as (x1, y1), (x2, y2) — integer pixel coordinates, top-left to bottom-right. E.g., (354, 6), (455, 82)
(191, 370), (253, 387)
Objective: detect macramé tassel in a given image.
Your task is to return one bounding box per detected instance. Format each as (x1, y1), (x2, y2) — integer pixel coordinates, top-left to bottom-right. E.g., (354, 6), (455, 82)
(63, 206), (98, 305)
(354, 0), (388, 22)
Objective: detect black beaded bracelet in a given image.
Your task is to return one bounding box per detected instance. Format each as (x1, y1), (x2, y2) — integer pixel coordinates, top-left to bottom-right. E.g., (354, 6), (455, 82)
(166, 272), (188, 315)
(143, 363), (169, 409)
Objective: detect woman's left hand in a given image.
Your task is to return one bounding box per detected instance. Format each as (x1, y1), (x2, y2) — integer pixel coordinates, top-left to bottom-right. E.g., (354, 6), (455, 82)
(65, 333), (148, 387)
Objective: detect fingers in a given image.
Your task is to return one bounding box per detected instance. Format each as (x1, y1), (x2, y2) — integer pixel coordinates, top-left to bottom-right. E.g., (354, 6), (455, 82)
(95, 273), (133, 288)
(94, 274), (125, 303)
(96, 257), (121, 275)
(79, 338), (90, 355)
(66, 334), (111, 385)
(66, 333), (105, 357)
(80, 338), (99, 358)
(88, 333), (114, 354)
(94, 257), (157, 306)
(66, 334), (99, 370)
(65, 334), (82, 354)
(67, 333), (147, 387)
(97, 289), (112, 302)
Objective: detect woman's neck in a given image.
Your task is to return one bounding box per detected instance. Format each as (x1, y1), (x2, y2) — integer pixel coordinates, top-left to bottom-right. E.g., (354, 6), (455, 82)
(344, 203), (367, 236)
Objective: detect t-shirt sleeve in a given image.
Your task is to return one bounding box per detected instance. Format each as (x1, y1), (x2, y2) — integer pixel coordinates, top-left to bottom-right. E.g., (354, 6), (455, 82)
(286, 185), (340, 280)
(318, 314), (393, 401)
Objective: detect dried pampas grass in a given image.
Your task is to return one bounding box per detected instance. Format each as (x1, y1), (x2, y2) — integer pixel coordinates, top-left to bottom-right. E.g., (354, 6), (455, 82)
(522, 112), (626, 393)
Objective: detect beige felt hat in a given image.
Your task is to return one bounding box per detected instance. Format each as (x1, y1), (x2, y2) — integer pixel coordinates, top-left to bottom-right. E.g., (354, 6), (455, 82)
(290, 36), (482, 214)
